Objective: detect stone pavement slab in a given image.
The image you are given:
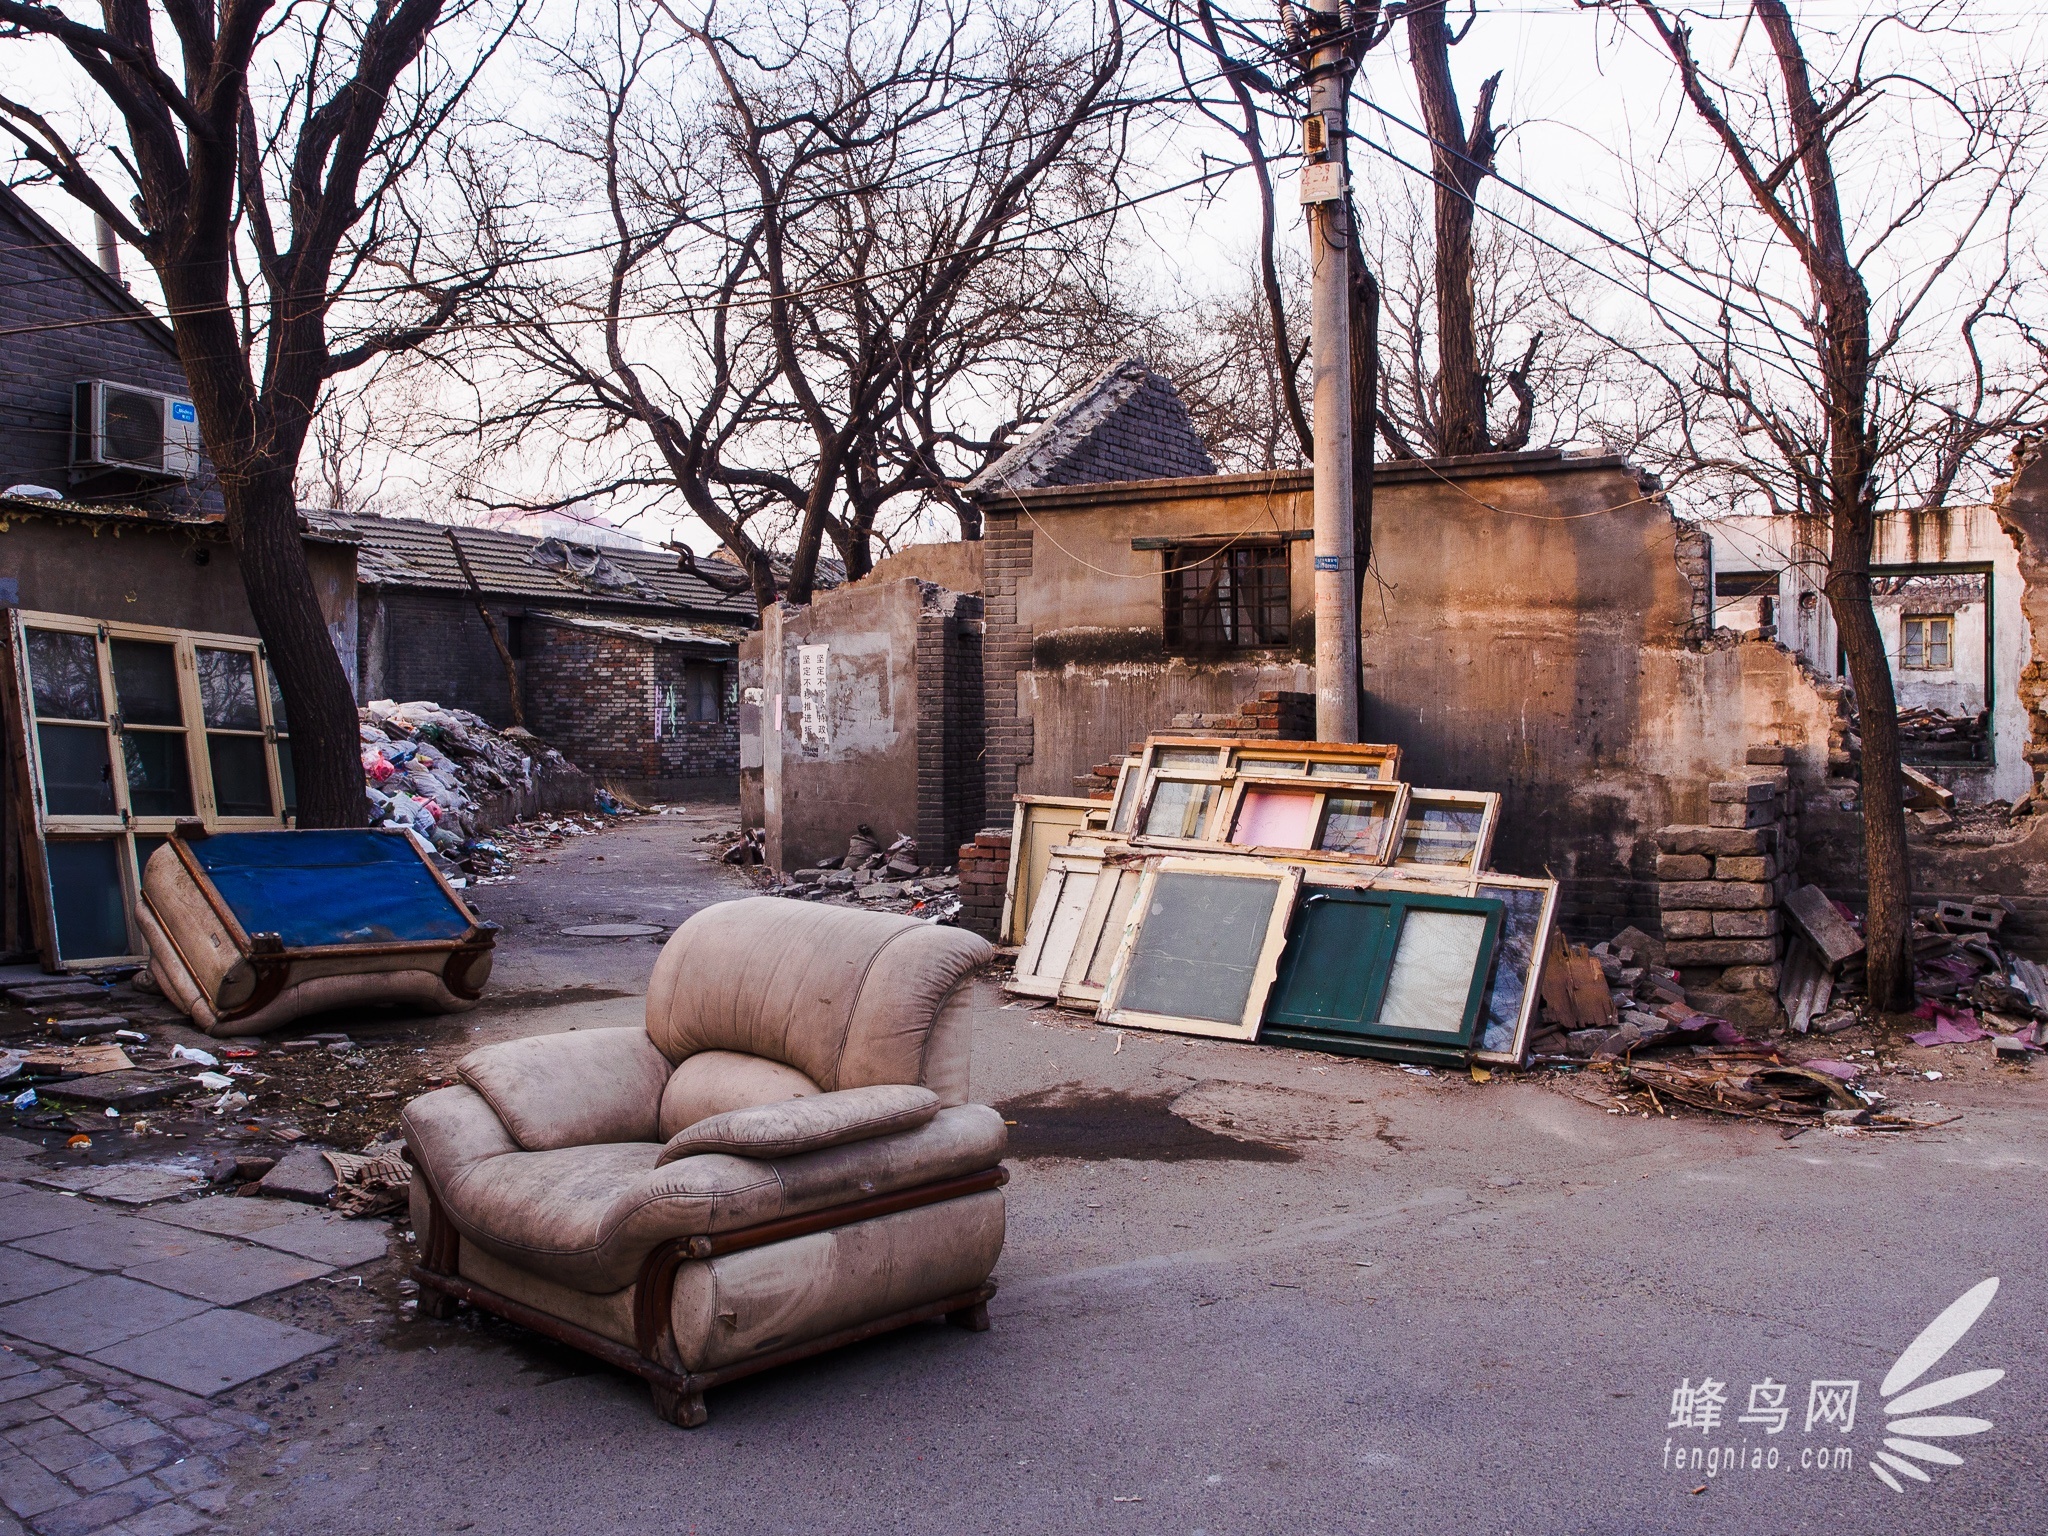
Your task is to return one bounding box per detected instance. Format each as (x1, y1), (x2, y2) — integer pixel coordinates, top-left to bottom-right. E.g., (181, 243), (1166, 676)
(126, 1245), (330, 1307)
(88, 1308), (331, 1397)
(0, 1277), (209, 1356)
(15, 1220), (228, 1275)
(134, 1197), (303, 1241)
(0, 1194), (105, 1245)
(0, 1249), (84, 1307)
(26, 1472), (168, 1536)
(252, 1148), (334, 1205)
(23, 1165), (206, 1206)
(238, 1213), (386, 1268)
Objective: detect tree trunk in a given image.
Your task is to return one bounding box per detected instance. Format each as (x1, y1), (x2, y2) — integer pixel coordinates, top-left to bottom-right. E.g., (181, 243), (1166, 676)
(221, 468), (364, 829)
(1406, 5), (1498, 457)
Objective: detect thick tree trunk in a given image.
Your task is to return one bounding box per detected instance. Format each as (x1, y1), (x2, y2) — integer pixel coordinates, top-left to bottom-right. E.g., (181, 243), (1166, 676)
(1406, 5), (1498, 458)
(1827, 567), (1913, 1010)
(221, 468), (365, 829)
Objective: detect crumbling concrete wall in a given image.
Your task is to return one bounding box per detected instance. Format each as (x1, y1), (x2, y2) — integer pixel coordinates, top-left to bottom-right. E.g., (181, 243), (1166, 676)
(982, 452), (1850, 935)
(743, 578), (982, 873)
(1993, 437), (2048, 798)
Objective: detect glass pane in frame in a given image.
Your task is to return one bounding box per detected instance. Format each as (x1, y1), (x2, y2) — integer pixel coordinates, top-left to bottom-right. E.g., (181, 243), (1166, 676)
(1318, 792), (1396, 859)
(1398, 797), (1488, 867)
(196, 648), (262, 729)
(38, 723), (117, 816)
(1139, 779), (1217, 840)
(1378, 910), (1493, 1037)
(26, 629), (104, 721)
(1116, 870), (1284, 1026)
(208, 735), (274, 817)
(1230, 786), (1319, 848)
(1476, 880), (1554, 1058)
(122, 731), (194, 817)
(45, 837), (131, 960)
(110, 640), (184, 726)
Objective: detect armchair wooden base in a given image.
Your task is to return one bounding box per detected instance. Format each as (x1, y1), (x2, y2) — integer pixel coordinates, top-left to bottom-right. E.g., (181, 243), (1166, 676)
(408, 1162), (1008, 1426)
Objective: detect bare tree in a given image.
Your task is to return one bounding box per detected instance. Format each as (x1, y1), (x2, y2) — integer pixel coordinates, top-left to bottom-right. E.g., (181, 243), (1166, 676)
(1591, 0), (2048, 1009)
(0, 0), (516, 826)
(445, 0), (1128, 610)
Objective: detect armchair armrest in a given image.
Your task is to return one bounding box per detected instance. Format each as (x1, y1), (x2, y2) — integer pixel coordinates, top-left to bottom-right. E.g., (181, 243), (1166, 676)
(458, 1026), (671, 1150)
(657, 1084), (939, 1167)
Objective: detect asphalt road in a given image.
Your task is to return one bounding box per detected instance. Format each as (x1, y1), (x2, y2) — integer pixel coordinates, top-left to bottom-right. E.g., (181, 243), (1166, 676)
(212, 813), (2048, 1536)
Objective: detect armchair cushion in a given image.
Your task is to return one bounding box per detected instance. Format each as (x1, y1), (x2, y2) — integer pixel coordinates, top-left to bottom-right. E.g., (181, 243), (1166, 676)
(656, 1084), (939, 1167)
(422, 1102), (1007, 1292)
(458, 1027), (671, 1151)
(657, 1050), (819, 1140)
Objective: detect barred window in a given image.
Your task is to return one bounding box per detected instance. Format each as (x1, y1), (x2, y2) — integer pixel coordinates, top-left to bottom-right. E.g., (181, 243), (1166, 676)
(1163, 543), (1291, 654)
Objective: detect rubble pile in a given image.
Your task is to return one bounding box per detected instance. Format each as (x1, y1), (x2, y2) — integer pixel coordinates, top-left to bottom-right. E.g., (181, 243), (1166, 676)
(767, 828), (964, 924)
(1896, 705), (1990, 760)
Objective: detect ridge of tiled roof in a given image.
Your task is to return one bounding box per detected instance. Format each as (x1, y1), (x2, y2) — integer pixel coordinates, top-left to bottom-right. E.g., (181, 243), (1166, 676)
(964, 358), (1216, 497)
(330, 511), (757, 620)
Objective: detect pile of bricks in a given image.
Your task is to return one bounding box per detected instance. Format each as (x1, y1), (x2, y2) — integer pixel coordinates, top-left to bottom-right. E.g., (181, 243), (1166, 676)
(1653, 746), (1797, 997)
(956, 828), (1012, 939)
(1161, 691), (1314, 740)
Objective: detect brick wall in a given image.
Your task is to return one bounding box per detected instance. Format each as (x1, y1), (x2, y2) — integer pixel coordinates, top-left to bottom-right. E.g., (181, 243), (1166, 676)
(522, 622), (737, 781)
(982, 510), (1035, 811)
(1037, 371), (1216, 487)
(957, 828), (1012, 939)
(361, 589), (523, 721)
(916, 591), (986, 860)
(0, 196), (220, 516)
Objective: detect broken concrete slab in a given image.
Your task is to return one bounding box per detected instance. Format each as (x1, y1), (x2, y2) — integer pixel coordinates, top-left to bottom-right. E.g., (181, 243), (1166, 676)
(37, 1071), (190, 1112)
(126, 1244), (332, 1306)
(0, 1188), (109, 1243)
(1783, 884), (1866, 968)
(134, 1194), (309, 1240)
(1, 978), (109, 1006)
(87, 1305), (331, 1397)
(0, 1274), (210, 1355)
(0, 1247), (87, 1305)
(255, 1146), (336, 1205)
(27, 1161), (208, 1206)
(53, 1016), (130, 1040)
(243, 1211), (389, 1268)
(16, 1214), (228, 1272)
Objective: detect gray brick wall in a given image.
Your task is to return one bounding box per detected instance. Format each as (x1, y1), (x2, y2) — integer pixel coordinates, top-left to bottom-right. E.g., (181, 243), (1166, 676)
(1037, 372), (1215, 487)
(981, 511), (1034, 808)
(0, 194), (220, 516)
(916, 591), (986, 858)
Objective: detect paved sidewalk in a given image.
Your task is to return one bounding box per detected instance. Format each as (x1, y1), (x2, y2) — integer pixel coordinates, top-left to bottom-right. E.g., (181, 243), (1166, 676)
(0, 1137), (384, 1536)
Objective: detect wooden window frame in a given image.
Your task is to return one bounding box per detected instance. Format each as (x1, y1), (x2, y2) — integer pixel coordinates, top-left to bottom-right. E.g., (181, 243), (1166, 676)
(1098, 856), (1303, 1041)
(1218, 775), (1408, 863)
(1392, 788), (1500, 874)
(1470, 873), (1561, 1066)
(1007, 845), (1106, 999)
(997, 794), (1095, 946)
(1161, 541), (1293, 655)
(7, 610), (294, 969)
(1900, 614), (1953, 671)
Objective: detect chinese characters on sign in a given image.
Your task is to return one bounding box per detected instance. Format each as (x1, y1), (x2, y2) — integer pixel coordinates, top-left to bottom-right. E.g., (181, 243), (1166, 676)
(797, 644), (830, 746)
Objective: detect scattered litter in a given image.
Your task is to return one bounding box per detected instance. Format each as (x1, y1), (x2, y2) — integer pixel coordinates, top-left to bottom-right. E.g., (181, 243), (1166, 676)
(193, 1071), (235, 1090)
(12, 1089), (35, 1109)
(66, 1134), (90, 1149)
(170, 1044), (221, 1067)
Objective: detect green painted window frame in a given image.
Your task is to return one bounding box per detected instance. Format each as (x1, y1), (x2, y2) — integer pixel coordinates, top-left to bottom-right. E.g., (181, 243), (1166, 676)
(1262, 886), (1505, 1054)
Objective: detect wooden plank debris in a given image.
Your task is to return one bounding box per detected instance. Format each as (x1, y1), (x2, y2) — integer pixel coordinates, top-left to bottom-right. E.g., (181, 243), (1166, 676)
(1783, 885), (1865, 970)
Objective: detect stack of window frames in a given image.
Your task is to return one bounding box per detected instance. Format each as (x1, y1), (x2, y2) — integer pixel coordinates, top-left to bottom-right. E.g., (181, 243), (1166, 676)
(5, 612), (296, 970)
(1003, 734), (1556, 1066)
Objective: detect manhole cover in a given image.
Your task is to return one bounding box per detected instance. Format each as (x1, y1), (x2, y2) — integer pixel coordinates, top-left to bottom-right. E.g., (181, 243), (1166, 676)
(561, 923), (665, 938)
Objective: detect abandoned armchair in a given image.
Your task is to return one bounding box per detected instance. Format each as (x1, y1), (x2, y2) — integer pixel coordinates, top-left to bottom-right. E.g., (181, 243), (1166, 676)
(399, 897), (1006, 1426)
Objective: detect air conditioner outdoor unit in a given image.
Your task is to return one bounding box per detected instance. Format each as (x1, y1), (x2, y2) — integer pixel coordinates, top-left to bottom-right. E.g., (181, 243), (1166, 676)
(72, 380), (200, 480)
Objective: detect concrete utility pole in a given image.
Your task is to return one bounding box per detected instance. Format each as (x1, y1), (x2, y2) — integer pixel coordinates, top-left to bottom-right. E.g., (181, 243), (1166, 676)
(1301, 0), (1361, 743)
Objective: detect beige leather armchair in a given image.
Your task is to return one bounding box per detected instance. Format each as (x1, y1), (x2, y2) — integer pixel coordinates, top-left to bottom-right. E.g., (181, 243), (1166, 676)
(401, 897), (1005, 1426)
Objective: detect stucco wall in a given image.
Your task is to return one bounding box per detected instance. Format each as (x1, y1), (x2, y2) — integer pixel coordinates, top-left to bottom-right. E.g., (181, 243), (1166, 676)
(0, 514), (357, 689)
(985, 454), (1847, 933)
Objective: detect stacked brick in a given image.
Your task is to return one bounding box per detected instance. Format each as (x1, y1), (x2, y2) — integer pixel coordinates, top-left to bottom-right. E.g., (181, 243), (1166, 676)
(1161, 691), (1316, 740)
(913, 588), (986, 861)
(1653, 746), (1797, 995)
(956, 829), (1013, 939)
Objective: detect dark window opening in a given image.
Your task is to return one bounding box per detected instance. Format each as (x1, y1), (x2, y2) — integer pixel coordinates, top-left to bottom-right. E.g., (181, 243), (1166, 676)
(1163, 543), (1291, 654)
(504, 615), (526, 659)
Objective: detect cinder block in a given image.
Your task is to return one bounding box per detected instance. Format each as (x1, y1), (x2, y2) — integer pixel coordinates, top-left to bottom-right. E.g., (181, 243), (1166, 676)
(1709, 780), (1781, 803)
(1714, 855), (1776, 882)
(1656, 854), (1711, 880)
(1659, 909), (1714, 939)
(1712, 908), (1782, 938)
(1709, 799), (1779, 829)
(1657, 880), (1776, 911)
(1663, 938), (1780, 966)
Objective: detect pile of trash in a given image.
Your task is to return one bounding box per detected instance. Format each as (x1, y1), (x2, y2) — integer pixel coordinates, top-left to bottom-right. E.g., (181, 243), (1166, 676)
(359, 699), (577, 853)
(767, 826), (964, 924)
(1896, 705), (1989, 759)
